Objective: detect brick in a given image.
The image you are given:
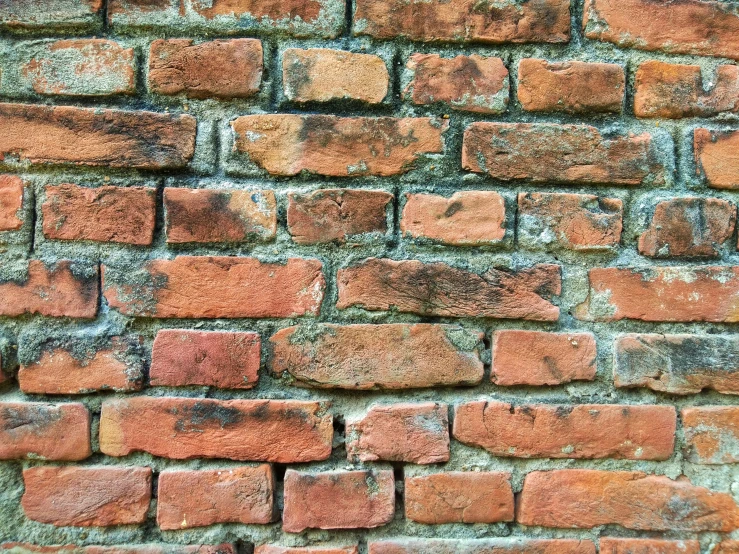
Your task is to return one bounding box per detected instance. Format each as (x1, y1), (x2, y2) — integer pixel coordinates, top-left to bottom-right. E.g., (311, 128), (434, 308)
(150, 330), (260, 389)
(575, 266), (739, 322)
(353, 0), (570, 43)
(103, 256), (324, 318)
(517, 192), (622, 251)
(157, 466), (274, 529)
(283, 469), (394, 532)
(715, 543), (739, 554)
(463, 123), (665, 185)
(584, 0), (739, 60)
(491, 330), (596, 386)
(231, 115), (447, 177)
(369, 539), (595, 554)
(404, 472), (513, 524)
(0, 260), (98, 318)
(0, 175), (25, 231)
(0, 103), (196, 169)
(42, 184), (156, 245)
(695, 129), (739, 190)
(164, 188), (277, 244)
(600, 539), (700, 554)
(270, 323), (484, 389)
(283, 48), (388, 104)
(682, 407), (739, 464)
(0, 0), (102, 30)
(22, 466), (151, 527)
(256, 548), (358, 554)
(400, 191), (506, 246)
(287, 189), (392, 245)
(615, 334), (739, 395)
(149, 39), (262, 99)
(404, 54), (509, 114)
(638, 197), (736, 258)
(453, 401), (675, 460)
(99, 397), (332, 462)
(518, 59), (624, 114)
(337, 259), (561, 320)
(0, 402), (90, 461)
(346, 403), (450, 464)
(0, 546), (236, 554)
(634, 61), (739, 119)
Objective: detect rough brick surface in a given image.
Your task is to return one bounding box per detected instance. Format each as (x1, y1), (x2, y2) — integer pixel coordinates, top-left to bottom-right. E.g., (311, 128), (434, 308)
(694, 129), (739, 190)
(0, 0), (103, 30)
(600, 539), (700, 554)
(369, 540), (595, 554)
(0, 175), (25, 231)
(682, 407), (739, 464)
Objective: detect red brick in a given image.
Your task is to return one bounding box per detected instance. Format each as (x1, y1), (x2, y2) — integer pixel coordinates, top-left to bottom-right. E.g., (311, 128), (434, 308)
(149, 39), (262, 99)
(157, 465), (274, 529)
(517, 192), (622, 250)
(282, 469), (394, 532)
(600, 539), (700, 554)
(0, 175), (25, 231)
(400, 191), (505, 246)
(150, 330), (260, 389)
(714, 543), (739, 554)
(491, 330), (596, 386)
(638, 197), (736, 258)
(584, 0), (739, 60)
(353, 0), (570, 43)
(103, 256), (324, 318)
(0, 0), (103, 30)
(454, 401), (675, 460)
(695, 129), (739, 190)
(22, 466), (151, 527)
(283, 48), (388, 104)
(682, 407), (739, 464)
(0, 260), (98, 318)
(270, 323), (483, 389)
(42, 184), (156, 245)
(635, 61), (739, 119)
(256, 548), (357, 554)
(337, 259), (561, 320)
(164, 188), (277, 244)
(405, 472), (513, 524)
(287, 189), (392, 245)
(518, 59), (624, 114)
(0, 402), (90, 461)
(99, 397), (332, 462)
(463, 123), (664, 185)
(346, 403), (449, 464)
(0, 546), (236, 554)
(518, 469), (739, 531)
(369, 539), (595, 554)
(231, 115), (447, 177)
(574, 266), (739, 322)
(404, 54), (509, 114)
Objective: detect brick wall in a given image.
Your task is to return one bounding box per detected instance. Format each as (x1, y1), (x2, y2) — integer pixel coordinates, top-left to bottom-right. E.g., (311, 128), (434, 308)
(0, 0), (738, 552)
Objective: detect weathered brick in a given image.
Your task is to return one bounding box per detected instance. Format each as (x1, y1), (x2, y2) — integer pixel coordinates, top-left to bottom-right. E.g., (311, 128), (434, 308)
(287, 189), (392, 245)
(454, 401), (675, 460)
(0, 402), (91, 461)
(150, 330), (260, 389)
(0, 175), (25, 231)
(638, 197), (736, 258)
(584, 0), (739, 60)
(369, 539), (595, 554)
(283, 469), (394, 532)
(400, 191), (506, 246)
(231, 115), (447, 177)
(404, 54), (509, 114)
(346, 403), (449, 464)
(518, 470), (739, 530)
(714, 543), (739, 554)
(695, 129), (739, 190)
(103, 256), (324, 318)
(283, 48), (388, 104)
(256, 548), (358, 554)
(0, 103), (196, 169)
(337, 259), (561, 320)
(517, 192), (622, 251)
(575, 266), (739, 322)
(517, 59), (624, 114)
(270, 323), (483, 389)
(149, 39), (262, 99)
(463, 123), (665, 185)
(0, 0), (103, 30)
(405, 472), (514, 524)
(615, 334), (739, 395)
(157, 466), (274, 529)
(600, 539), (700, 554)
(634, 61), (739, 119)
(22, 466), (151, 527)
(164, 188), (277, 244)
(491, 330), (596, 386)
(0, 545), (236, 554)
(682, 407), (739, 465)
(99, 397), (333, 462)
(42, 184), (156, 245)
(353, 0), (570, 43)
